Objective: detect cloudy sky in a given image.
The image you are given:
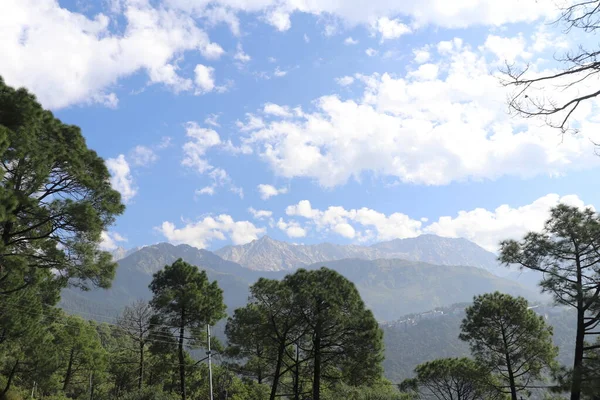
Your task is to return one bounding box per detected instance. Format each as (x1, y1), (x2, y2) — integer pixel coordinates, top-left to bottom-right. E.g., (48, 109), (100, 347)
(3, 0), (600, 253)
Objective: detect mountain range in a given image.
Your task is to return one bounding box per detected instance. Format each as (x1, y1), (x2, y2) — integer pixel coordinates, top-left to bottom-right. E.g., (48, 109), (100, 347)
(64, 234), (544, 323)
(214, 234), (503, 273)
(215, 234), (542, 289)
(53, 233), (558, 391)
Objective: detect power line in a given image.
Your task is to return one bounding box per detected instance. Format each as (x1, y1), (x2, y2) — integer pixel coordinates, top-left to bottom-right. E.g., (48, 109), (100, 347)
(0, 302), (196, 347)
(1, 299), (211, 341)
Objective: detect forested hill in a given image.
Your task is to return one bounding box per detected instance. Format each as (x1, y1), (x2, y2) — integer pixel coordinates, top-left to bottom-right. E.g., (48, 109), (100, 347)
(382, 303), (576, 382)
(61, 242), (541, 323)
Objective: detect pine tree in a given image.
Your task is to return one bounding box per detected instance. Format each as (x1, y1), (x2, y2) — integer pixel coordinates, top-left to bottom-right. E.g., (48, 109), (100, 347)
(499, 204), (600, 400)
(459, 292), (557, 399)
(400, 357), (502, 400)
(149, 259), (227, 400)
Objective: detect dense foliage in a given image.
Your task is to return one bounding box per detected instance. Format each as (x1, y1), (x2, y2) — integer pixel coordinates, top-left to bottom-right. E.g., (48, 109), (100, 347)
(399, 357), (503, 400)
(460, 293), (558, 399)
(226, 268), (385, 400)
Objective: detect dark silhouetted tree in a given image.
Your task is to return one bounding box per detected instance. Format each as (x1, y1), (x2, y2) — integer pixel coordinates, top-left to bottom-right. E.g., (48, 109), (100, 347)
(0, 76), (125, 298)
(499, 204), (600, 400)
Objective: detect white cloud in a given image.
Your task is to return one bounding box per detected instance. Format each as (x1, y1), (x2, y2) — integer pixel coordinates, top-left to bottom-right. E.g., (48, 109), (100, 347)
(425, 194), (594, 252)
(267, 9), (292, 31)
(365, 48), (378, 57)
(147, 63), (193, 93)
(530, 24), (570, 54)
(236, 114), (265, 132)
(248, 207), (273, 219)
(194, 64), (216, 94)
(407, 63), (439, 80)
(201, 5), (241, 36)
(333, 222), (356, 238)
(180, 123), (243, 197)
(375, 17), (411, 41)
(274, 67), (287, 77)
(285, 200), (422, 241)
(222, 140), (253, 155)
(277, 218), (307, 238)
(1, 0), (563, 109)
(344, 37), (359, 45)
(157, 136), (172, 149)
(158, 215), (265, 248)
(303, 34), (310, 43)
(164, 0), (560, 33)
(264, 103), (292, 117)
(482, 34), (530, 64)
(196, 186), (215, 196)
(130, 145), (158, 166)
(181, 122), (221, 174)
(336, 76), (355, 86)
(99, 231), (127, 251)
(324, 24), (338, 36)
(205, 113), (221, 127)
(194, 167), (242, 197)
(0, 0), (225, 109)
(106, 154), (137, 203)
(234, 43), (251, 63)
(238, 39), (600, 187)
(258, 184), (288, 200)
(413, 48), (431, 63)
(437, 38), (462, 54)
(230, 185), (245, 198)
(268, 56), (277, 63)
(282, 194), (594, 250)
(202, 42), (225, 60)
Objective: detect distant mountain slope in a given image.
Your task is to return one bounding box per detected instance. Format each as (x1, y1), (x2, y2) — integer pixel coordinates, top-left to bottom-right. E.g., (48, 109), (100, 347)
(60, 243), (275, 319)
(109, 246), (142, 262)
(371, 234), (500, 271)
(382, 304), (575, 383)
(301, 258), (542, 321)
(61, 243), (539, 323)
(216, 234), (505, 275)
(215, 235), (382, 271)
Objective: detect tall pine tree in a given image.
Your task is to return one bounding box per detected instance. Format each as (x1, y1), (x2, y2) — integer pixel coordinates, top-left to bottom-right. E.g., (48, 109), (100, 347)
(459, 292), (557, 399)
(149, 259), (226, 400)
(500, 204), (600, 400)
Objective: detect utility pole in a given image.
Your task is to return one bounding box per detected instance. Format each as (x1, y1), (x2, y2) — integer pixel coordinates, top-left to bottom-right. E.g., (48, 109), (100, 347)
(207, 324), (214, 400)
(293, 343), (300, 400)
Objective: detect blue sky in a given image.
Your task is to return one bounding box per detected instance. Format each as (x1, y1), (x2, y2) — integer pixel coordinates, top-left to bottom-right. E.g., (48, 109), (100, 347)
(3, 0), (600, 252)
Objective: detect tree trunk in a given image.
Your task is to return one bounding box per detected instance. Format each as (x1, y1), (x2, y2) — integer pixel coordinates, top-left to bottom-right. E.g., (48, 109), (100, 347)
(269, 341), (286, 400)
(257, 345), (263, 385)
(1, 359), (19, 397)
(571, 249), (584, 400)
(179, 309), (186, 400)
(313, 322), (322, 400)
(571, 306), (585, 400)
(505, 351), (518, 400)
(500, 324), (518, 400)
(294, 344), (300, 400)
(139, 339), (144, 389)
(63, 347), (75, 391)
